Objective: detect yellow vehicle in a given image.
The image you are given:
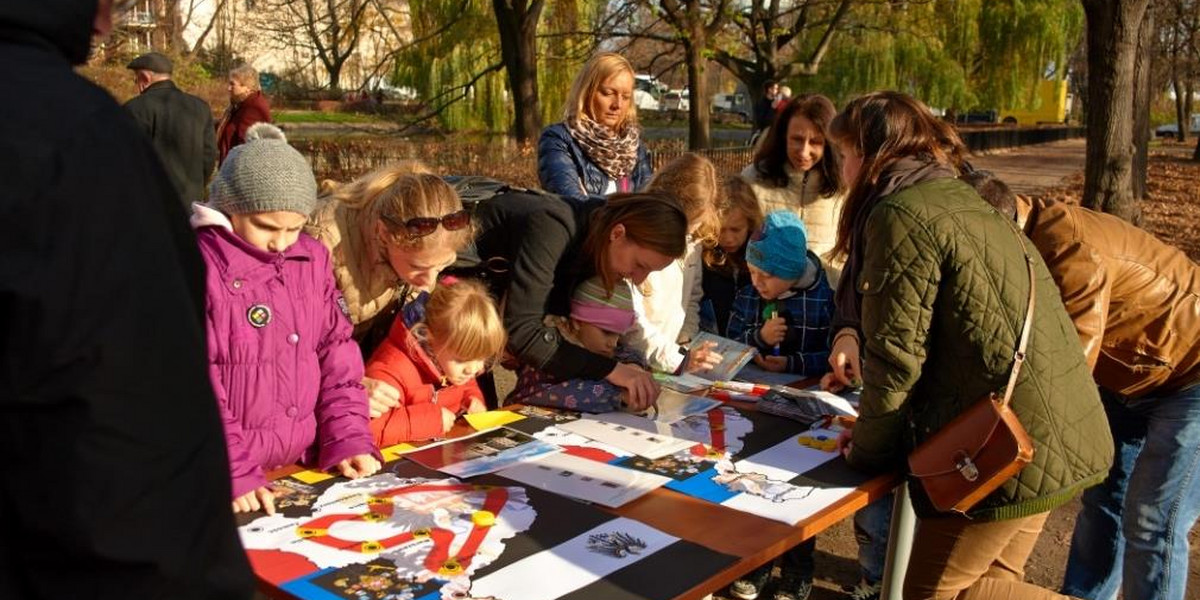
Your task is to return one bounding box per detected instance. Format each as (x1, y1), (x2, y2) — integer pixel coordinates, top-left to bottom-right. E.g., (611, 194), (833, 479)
(999, 80), (1070, 126)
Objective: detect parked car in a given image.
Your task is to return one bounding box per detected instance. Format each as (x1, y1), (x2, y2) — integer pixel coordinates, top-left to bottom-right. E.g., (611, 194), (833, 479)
(662, 89), (690, 111)
(711, 92), (749, 121)
(1156, 114), (1200, 137)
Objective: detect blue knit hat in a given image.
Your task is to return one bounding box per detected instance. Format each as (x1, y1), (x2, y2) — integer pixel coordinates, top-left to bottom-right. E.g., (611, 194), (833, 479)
(746, 211), (810, 280)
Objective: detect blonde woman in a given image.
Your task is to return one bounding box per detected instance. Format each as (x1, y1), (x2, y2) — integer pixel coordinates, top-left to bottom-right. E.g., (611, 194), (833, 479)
(307, 166), (474, 416)
(216, 64), (271, 163)
(538, 52), (652, 201)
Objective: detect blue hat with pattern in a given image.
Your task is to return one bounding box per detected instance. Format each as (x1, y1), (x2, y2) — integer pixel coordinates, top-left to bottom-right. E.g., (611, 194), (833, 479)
(746, 211), (810, 280)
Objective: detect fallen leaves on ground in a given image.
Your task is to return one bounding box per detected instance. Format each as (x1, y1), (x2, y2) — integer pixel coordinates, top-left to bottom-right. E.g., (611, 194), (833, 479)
(1035, 143), (1200, 262)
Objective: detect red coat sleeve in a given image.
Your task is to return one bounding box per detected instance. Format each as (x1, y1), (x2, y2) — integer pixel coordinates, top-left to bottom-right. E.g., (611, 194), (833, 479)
(364, 321), (444, 444)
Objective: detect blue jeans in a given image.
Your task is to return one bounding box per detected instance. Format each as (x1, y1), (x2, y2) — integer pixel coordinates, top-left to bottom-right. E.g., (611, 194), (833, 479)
(854, 492), (893, 585)
(1062, 384), (1200, 600)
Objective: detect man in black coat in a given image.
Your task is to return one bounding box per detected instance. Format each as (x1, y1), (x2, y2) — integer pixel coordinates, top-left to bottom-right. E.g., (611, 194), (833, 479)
(0, 0), (253, 598)
(125, 51), (217, 208)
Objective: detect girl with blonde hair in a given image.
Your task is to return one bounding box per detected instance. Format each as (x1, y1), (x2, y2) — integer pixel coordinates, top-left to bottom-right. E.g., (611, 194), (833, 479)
(700, 175), (764, 336)
(538, 52), (652, 200)
(365, 278), (505, 445)
(622, 153), (723, 374)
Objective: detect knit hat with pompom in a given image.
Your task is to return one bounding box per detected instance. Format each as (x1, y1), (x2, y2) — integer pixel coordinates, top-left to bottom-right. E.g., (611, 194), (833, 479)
(208, 123), (318, 216)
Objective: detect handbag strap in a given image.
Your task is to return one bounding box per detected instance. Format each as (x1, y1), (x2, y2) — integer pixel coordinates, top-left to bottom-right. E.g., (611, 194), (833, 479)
(998, 235), (1037, 409)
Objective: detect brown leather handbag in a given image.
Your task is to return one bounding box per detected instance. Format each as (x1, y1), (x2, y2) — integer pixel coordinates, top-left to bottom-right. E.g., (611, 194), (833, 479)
(908, 250), (1037, 514)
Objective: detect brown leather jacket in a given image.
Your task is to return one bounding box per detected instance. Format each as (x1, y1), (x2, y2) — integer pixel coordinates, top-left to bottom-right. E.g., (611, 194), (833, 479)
(1018, 196), (1200, 397)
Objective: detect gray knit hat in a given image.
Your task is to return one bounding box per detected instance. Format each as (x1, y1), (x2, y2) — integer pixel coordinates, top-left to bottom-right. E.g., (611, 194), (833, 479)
(208, 124), (318, 216)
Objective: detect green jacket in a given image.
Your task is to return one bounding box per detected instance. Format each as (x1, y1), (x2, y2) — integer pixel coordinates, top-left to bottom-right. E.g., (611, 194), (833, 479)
(846, 177), (1114, 521)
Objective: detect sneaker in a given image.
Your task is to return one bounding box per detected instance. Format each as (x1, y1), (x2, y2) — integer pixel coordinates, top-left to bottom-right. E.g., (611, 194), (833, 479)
(728, 564), (774, 600)
(771, 570), (812, 600)
(843, 580), (882, 600)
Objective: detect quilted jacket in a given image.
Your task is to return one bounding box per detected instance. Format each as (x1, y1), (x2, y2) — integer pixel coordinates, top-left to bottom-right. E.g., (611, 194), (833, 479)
(194, 205), (379, 499)
(537, 122), (652, 201)
(846, 177), (1114, 521)
(1017, 196), (1200, 398)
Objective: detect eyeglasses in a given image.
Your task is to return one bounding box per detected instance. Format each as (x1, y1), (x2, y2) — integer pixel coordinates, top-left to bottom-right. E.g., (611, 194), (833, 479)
(381, 209), (471, 239)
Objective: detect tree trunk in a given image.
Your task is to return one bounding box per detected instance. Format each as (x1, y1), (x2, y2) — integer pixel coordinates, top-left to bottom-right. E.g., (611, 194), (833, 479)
(1174, 76), (1188, 142)
(328, 62), (342, 92)
(1081, 0), (1150, 221)
(493, 0), (544, 144)
(685, 40), (711, 150)
(1131, 7), (1153, 209)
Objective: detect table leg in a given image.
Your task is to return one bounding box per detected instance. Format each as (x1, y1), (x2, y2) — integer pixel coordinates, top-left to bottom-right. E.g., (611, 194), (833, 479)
(879, 482), (915, 600)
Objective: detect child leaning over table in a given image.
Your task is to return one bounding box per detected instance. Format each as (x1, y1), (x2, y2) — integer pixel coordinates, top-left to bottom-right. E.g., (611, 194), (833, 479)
(724, 210), (834, 600)
(364, 278), (505, 446)
(193, 124), (381, 516)
(727, 211), (835, 376)
(508, 276), (718, 412)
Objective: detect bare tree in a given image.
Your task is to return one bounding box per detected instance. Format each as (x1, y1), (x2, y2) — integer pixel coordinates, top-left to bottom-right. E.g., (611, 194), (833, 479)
(1081, 0), (1152, 220)
(713, 0), (854, 112)
(259, 0), (373, 91)
(631, 0), (733, 149)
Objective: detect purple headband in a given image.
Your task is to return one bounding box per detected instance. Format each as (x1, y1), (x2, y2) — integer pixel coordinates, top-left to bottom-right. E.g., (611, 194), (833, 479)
(569, 300), (635, 334)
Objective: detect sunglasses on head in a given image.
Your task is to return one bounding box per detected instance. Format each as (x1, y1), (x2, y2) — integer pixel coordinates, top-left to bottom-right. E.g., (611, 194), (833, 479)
(382, 209), (471, 239)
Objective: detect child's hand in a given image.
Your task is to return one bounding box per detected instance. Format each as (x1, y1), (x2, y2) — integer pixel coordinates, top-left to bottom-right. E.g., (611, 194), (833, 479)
(441, 407), (457, 433)
(753, 354), (788, 373)
(232, 486), (276, 515)
(606, 363), (660, 412)
(684, 341), (723, 374)
(759, 316), (787, 346)
(466, 397), (487, 414)
(363, 377), (403, 419)
(338, 454), (381, 479)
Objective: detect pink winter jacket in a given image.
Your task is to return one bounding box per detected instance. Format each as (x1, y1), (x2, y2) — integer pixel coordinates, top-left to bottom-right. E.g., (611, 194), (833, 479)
(192, 204), (379, 498)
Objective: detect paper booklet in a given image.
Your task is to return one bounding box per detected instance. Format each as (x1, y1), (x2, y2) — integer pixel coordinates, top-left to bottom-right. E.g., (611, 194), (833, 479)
(689, 332), (758, 381)
(755, 386), (858, 426)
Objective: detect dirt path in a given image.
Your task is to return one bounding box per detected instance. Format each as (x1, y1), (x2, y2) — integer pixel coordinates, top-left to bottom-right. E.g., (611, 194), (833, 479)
(968, 137), (1087, 196)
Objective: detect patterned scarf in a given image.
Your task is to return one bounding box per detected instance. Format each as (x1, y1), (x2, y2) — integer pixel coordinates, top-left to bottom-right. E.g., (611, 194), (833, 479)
(565, 115), (641, 180)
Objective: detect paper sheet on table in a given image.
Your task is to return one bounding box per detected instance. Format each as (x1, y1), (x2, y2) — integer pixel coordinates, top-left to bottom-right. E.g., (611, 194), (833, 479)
(558, 418), (697, 459)
(655, 371), (712, 393)
(379, 443), (417, 462)
(404, 427), (562, 478)
(465, 410), (526, 431)
(497, 452), (671, 508)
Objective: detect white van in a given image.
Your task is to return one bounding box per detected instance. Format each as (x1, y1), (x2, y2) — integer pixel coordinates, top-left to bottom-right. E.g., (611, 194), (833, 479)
(633, 74), (666, 111)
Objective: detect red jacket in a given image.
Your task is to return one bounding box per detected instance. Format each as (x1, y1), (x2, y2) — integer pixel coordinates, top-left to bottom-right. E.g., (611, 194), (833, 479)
(216, 91), (271, 163)
(365, 315), (483, 445)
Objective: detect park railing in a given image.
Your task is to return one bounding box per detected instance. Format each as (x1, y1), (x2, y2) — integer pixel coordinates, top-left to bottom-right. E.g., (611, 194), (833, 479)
(959, 125), (1085, 153)
(291, 125), (1083, 185)
(651, 144), (756, 176)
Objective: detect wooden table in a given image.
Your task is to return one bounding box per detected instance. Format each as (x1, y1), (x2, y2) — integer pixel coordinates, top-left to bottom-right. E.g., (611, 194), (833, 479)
(254, 399), (901, 600)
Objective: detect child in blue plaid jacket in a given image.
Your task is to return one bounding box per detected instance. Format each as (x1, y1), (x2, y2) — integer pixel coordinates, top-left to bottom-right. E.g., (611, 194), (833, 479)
(727, 211), (834, 377)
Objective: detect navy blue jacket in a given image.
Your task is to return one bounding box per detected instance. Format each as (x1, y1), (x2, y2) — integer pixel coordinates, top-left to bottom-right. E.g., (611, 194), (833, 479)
(537, 122), (652, 201)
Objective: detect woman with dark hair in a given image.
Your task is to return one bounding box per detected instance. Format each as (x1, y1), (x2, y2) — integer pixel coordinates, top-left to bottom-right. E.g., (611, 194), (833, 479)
(538, 52), (653, 201)
(742, 93), (846, 281)
(471, 190), (689, 409)
(823, 91), (1113, 600)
